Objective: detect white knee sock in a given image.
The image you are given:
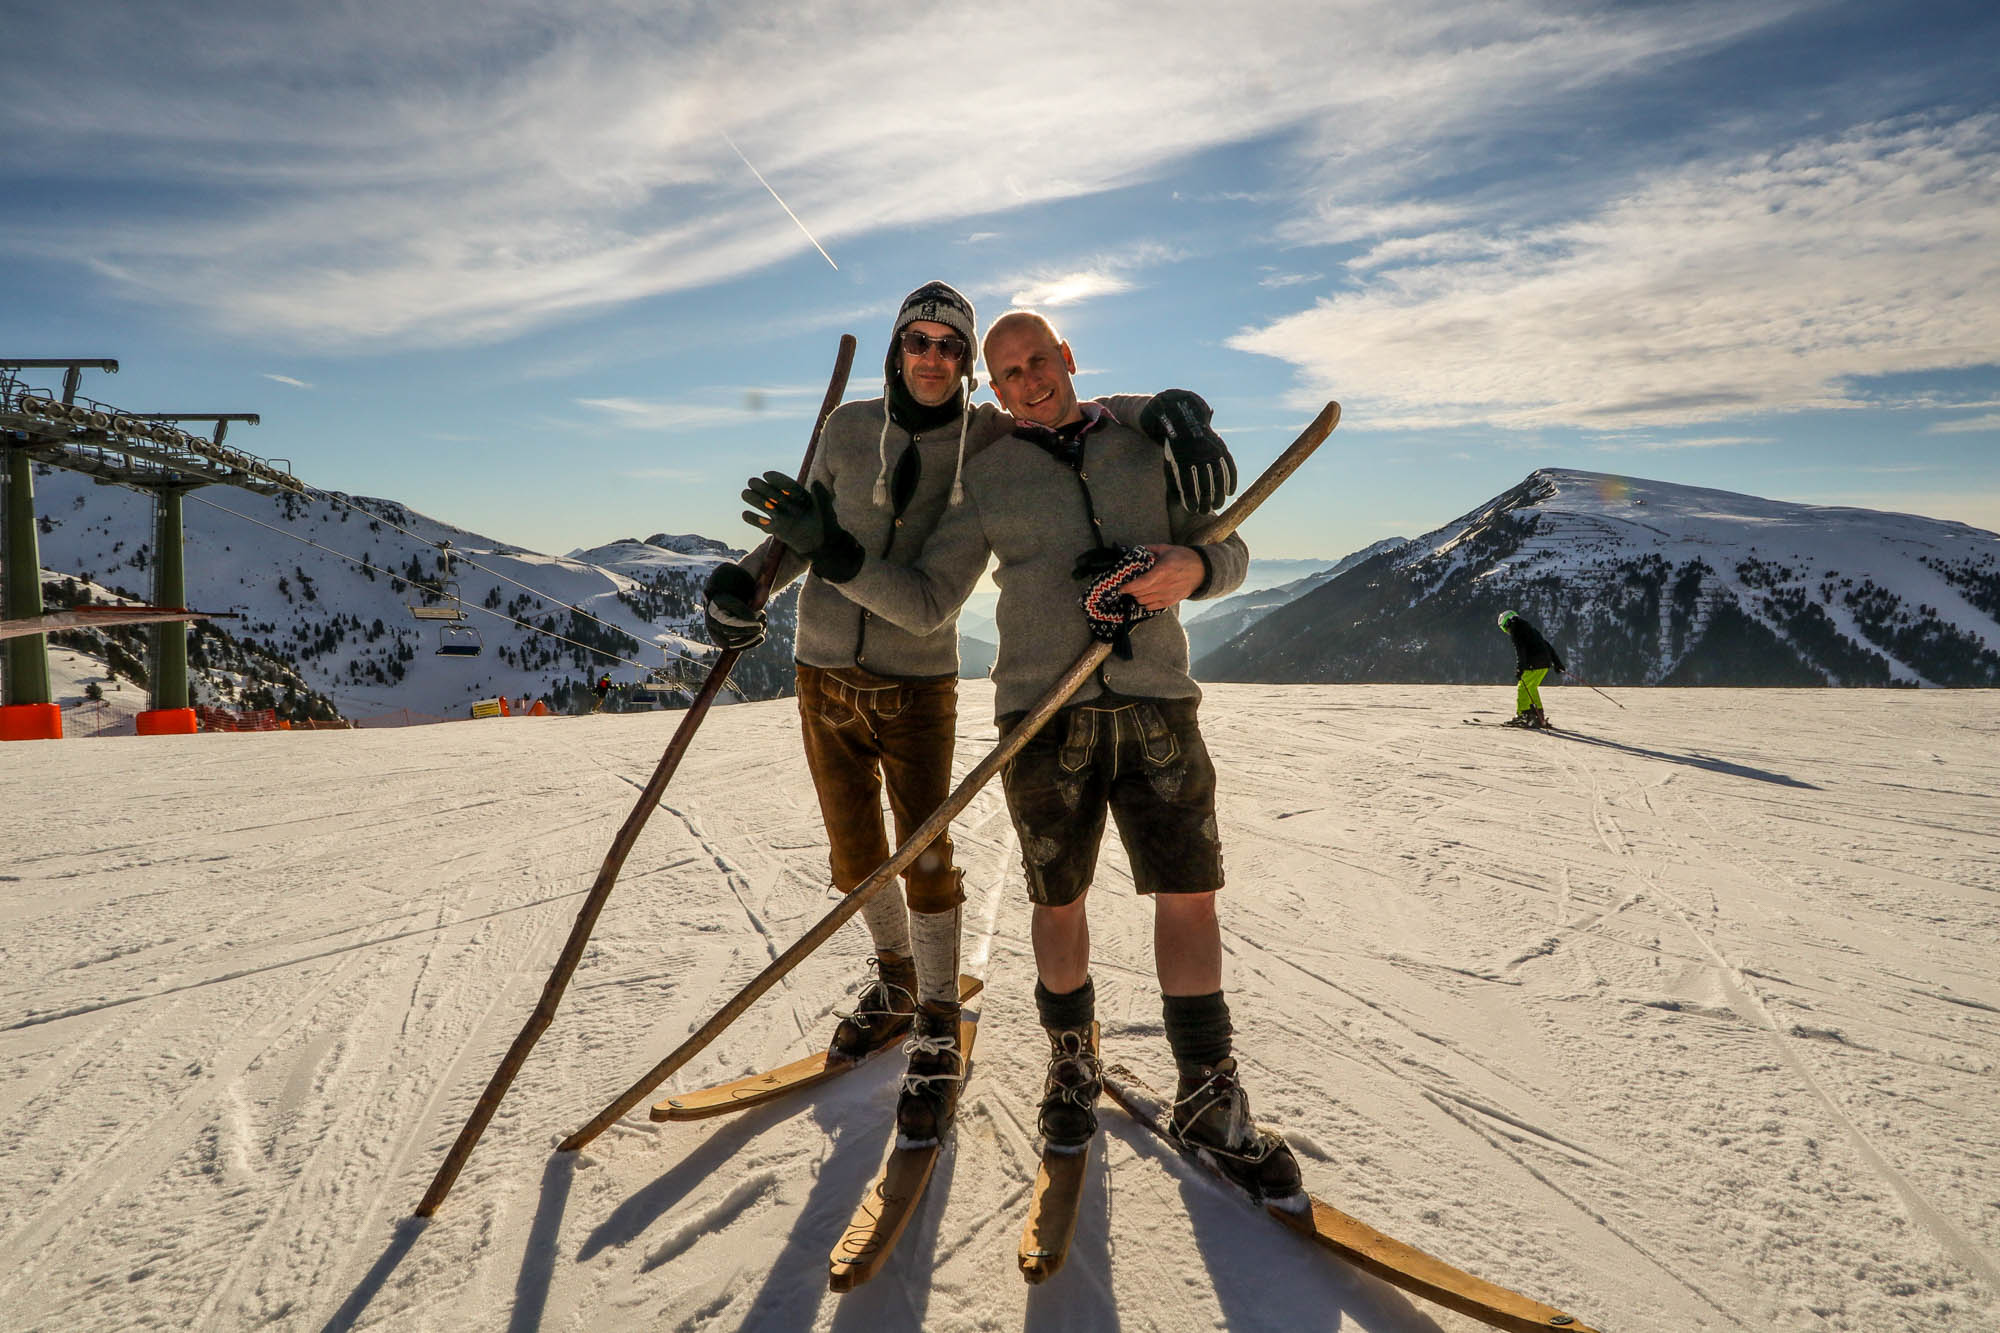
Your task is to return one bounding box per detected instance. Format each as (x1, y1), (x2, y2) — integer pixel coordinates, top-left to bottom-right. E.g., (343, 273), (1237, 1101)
(909, 905), (962, 1008)
(858, 889), (911, 959)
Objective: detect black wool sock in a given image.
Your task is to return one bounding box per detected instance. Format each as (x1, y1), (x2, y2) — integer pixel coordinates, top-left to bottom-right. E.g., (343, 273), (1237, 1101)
(1163, 991), (1233, 1075)
(1035, 977), (1095, 1033)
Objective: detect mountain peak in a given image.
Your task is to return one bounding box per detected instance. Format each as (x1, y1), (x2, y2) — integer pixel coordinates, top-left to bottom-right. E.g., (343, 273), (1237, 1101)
(1200, 470), (2000, 689)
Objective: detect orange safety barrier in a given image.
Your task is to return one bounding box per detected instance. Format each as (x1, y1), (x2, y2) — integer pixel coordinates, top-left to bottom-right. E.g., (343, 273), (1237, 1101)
(195, 706), (280, 732)
(136, 707), (199, 736)
(0, 702), (63, 741)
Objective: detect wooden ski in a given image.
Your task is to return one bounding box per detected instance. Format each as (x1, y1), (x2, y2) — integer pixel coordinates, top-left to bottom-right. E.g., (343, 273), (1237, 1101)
(827, 1013), (979, 1293)
(1015, 1022), (1100, 1284)
(1101, 1062), (1601, 1333)
(652, 974), (983, 1122)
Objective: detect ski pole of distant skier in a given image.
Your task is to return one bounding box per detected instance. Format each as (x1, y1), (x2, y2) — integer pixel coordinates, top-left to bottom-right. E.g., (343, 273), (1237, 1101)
(1565, 669), (1624, 710)
(415, 334), (857, 1218)
(559, 400), (1342, 1153)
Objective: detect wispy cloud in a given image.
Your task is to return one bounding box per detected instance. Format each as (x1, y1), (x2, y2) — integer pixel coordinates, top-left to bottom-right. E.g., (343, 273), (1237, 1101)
(262, 373), (313, 389)
(1927, 413), (2000, 434)
(577, 396), (803, 431)
(1233, 117), (2000, 430)
(1008, 270), (1136, 308)
(997, 241), (1183, 310)
(0, 1), (1807, 348)
(1610, 435), (1775, 451)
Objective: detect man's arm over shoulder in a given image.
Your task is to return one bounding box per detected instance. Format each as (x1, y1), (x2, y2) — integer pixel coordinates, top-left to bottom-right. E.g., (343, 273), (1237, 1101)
(824, 490), (991, 634)
(1091, 393), (1154, 429)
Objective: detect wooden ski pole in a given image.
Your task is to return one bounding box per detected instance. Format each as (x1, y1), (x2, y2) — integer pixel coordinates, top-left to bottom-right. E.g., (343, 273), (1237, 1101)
(559, 399), (1340, 1153)
(415, 334), (857, 1217)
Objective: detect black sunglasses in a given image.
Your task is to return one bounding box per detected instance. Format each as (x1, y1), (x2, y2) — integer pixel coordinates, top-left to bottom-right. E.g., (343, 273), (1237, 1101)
(899, 329), (969, 361)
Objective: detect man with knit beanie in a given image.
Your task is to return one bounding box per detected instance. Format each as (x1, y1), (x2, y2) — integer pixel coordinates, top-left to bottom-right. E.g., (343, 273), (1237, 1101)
(710, 282), (1237, 1148)
(742, 309), (1300, 1203)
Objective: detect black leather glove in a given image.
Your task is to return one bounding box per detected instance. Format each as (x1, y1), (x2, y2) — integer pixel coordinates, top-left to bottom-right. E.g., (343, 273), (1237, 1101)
(702, 562), (766, 652)
(740, 472), (864, 582)
(1138, 390), (1237, 513)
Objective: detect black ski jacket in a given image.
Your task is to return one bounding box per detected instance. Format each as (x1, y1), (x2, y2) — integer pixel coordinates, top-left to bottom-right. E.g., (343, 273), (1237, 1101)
(1506, 617), (1564, 675)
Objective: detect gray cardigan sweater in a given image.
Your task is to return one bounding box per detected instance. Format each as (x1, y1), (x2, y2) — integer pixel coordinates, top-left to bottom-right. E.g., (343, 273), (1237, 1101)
(826, 413), (1248, 719)
(746, 393), (1154, 679)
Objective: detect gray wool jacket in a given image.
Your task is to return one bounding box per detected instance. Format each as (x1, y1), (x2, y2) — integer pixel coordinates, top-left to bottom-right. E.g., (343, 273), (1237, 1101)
(744, 393), (1155, 679)
(824, 411), (1248, 719)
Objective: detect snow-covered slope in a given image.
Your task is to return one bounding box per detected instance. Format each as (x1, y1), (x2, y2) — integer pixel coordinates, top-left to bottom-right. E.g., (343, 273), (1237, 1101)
(26, 466), (801, 719)
(1200, 469), (2000, 686)
(1187, 541), (1406, 666)
(3, 683), (1996, 1331)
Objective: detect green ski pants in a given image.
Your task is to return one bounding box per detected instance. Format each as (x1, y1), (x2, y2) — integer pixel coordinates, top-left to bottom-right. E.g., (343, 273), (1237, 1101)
(1516, 668), (1547, 715)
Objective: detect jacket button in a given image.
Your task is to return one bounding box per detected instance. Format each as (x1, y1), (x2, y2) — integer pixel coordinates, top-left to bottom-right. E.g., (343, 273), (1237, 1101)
(894, 518), (903, 527)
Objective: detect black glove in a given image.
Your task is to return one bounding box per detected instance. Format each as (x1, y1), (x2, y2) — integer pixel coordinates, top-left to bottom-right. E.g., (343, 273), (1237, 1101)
(743, 471), (835, 555)
(740, 472), (865, 582)
(1138, 390), (1237, 514)
(702, 562), (766, 652)
(1554, 656), (1566, 675)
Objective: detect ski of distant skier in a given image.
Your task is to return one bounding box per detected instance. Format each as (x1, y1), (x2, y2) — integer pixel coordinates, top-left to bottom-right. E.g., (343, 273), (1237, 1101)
(1100, 1061), (1602, 1333)
(1464, 717), (1565, 731)
(651, 974), (981, 1121)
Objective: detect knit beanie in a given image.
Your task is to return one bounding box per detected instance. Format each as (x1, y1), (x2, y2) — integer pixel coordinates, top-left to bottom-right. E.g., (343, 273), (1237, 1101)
(870, 280), (980, 509)
(883, 280), (978, 390)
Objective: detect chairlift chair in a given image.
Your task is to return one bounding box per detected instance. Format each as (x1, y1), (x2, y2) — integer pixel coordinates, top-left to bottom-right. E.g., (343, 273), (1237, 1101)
(435, 623), (483, 657)
(409, 580), (466, 621)
(628, 651), (678, 705)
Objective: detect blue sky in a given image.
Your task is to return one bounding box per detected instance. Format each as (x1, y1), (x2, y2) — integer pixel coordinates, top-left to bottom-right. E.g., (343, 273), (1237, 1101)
(6, 0), (1998, 562)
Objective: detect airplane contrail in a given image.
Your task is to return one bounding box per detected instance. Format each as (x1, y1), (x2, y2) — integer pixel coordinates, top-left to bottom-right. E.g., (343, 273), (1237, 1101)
(721, 130), (838, 271)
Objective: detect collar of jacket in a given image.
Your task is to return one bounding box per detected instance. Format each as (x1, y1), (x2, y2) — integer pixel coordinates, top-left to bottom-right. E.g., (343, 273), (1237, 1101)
(886, 371), (966, 434)
(1011, 399), (1110, 470)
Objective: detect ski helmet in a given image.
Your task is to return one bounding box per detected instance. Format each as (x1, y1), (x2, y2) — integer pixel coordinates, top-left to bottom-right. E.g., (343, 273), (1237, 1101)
(1497, 609), (1517, 629)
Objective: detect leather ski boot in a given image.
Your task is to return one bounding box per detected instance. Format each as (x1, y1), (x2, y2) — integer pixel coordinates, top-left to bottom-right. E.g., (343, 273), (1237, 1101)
(1037, 1026), (1103, 1153)
(894, 1000), (963, 1148)
(828, 954), (918, 1062)
(1169, 1057), (1304, 1206)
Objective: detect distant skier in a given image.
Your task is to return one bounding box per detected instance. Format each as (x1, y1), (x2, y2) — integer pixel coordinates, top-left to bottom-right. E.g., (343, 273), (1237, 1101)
(1497, 609), (1564, 728)
(593, 673), (612, 713)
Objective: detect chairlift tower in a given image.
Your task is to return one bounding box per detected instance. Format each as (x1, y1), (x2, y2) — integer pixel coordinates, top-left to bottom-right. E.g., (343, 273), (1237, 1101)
(2, 358), (302, 739)
(2, 360), (116, 739)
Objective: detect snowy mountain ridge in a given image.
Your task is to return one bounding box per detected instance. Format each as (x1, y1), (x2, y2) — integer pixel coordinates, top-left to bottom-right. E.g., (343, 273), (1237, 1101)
(1199, 468), (2000, 687)
(1186, 540), (1408, 666)
(25, 465), (801, 720)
